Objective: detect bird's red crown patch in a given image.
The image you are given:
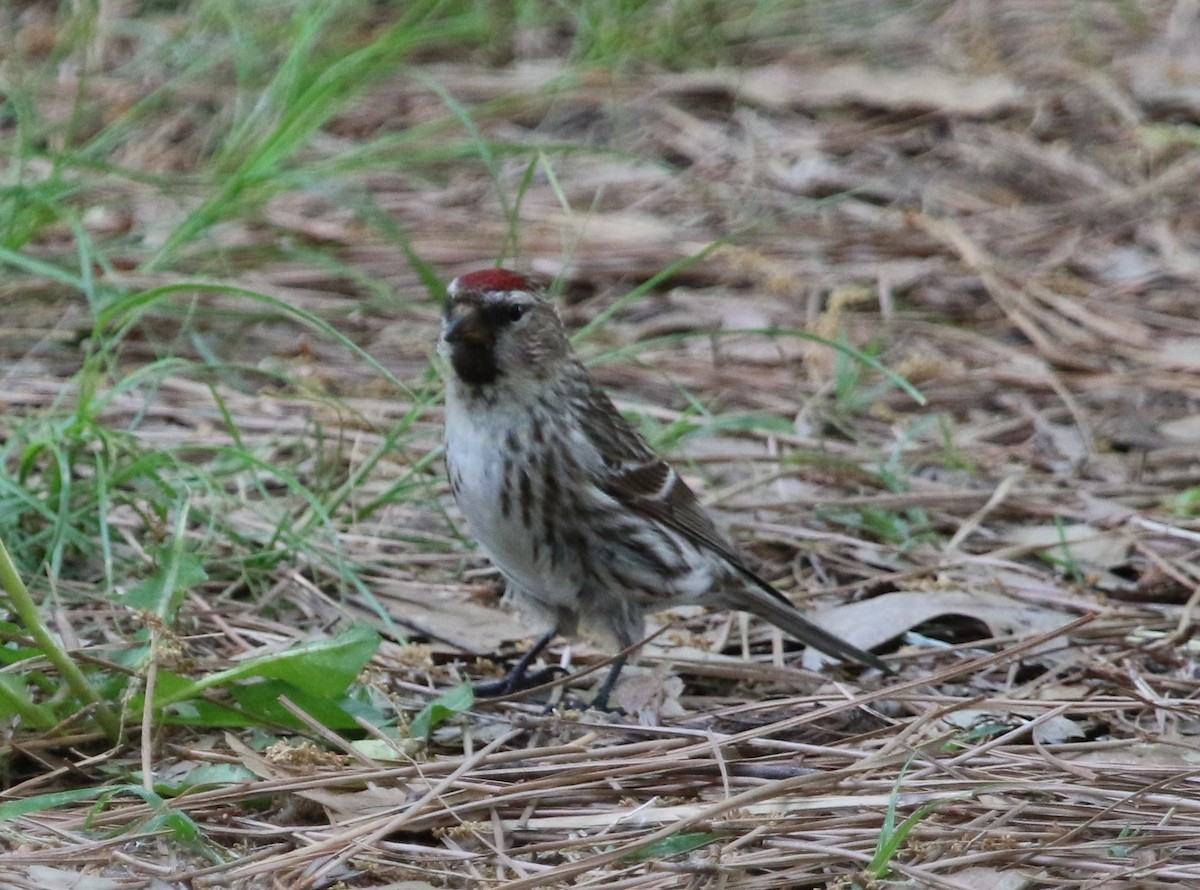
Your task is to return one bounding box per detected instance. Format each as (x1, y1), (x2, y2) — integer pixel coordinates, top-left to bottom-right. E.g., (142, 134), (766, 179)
(455, 268), (533, 293)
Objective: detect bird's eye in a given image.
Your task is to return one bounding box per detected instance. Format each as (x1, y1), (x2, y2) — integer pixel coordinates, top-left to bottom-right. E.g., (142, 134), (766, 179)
(505, 304), (526, 323)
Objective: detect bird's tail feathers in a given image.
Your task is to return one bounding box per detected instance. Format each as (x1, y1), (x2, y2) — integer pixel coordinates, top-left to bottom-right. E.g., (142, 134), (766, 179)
(726, 572), (891, 674)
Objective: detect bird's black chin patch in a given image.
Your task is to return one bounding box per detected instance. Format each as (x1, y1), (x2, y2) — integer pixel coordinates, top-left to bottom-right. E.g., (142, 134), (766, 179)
(450, 342), (501, 386)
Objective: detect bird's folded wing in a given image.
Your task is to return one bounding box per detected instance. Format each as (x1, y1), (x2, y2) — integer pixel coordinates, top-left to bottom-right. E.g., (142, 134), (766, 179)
(573, 386), (757, 576)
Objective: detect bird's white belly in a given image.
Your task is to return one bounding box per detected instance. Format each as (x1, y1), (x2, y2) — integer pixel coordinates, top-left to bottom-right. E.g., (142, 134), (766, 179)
(446, 407), (581, 608)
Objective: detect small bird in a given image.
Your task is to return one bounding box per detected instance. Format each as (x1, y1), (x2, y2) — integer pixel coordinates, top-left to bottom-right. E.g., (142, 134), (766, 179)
(440, 268), (888, 707)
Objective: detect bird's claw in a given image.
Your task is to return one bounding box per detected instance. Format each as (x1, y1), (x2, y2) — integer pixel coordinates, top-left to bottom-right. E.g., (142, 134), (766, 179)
(473, 664), (566, 699)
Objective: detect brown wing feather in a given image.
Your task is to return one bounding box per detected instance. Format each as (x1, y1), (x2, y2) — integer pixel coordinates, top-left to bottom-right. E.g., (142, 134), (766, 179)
(573, 376), (891, 673)
(573, 381), (783, 591)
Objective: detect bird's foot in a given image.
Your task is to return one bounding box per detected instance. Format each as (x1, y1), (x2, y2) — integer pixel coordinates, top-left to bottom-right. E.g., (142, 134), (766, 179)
(589, 652), (628, 712)
(473, 664), (565, 699)
(589, 687), (617, 712)
(472, 628), (560, 699)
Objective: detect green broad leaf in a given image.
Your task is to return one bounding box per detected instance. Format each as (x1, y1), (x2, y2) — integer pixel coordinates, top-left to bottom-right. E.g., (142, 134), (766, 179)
(155, 625), (380, 707)
(142, 669), (197, 699)
(351, 737), (423, 762)
(0, 621), (40, 665)
(159, 697), (263, 728)
(152, 763), (259, 796)
(626, 832), (724, 861)
(229, 679), (366, 731)
(121, 549), (207, 616)
(221, 625), (380, 696)
(409, 684), (474, 740)
(107, 644), (155, 671)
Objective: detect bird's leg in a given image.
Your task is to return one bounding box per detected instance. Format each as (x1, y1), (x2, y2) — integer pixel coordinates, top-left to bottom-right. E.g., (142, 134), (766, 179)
(590, 652), (628, 711)
(473, 627), (562, 698)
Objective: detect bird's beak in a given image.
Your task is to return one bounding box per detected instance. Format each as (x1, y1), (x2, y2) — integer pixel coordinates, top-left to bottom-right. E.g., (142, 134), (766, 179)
(444, 311), (492, 347)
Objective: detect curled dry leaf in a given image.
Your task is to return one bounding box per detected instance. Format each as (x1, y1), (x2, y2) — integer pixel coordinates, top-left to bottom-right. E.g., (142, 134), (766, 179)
(802, 589), (1079, 669)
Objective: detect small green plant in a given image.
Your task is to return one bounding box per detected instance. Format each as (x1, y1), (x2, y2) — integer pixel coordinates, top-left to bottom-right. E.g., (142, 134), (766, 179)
(833, 333), (892, 416)
(555, 0), (737, 70)
(0, 782), (223, 860)
(0, 534), (122, 740)
(409, 683), (475, 740)
(862, 760), (940, 881)
(0, 516), (384, 742)
(0, 280), (422, 745)
(937, 414), (977, 474)
(1164, 487), (1200, 517)
(1108, 825), (1141, 859)
(1041, 517), (1087, 585)
(626, 831), (725, 861)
